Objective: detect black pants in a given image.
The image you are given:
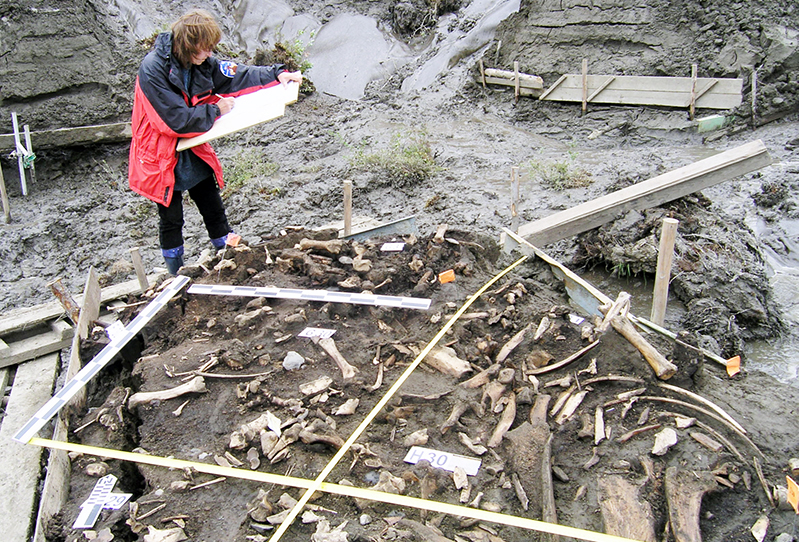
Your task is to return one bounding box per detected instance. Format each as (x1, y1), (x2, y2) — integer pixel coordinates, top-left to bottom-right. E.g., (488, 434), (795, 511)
(157, 176), (231, 250)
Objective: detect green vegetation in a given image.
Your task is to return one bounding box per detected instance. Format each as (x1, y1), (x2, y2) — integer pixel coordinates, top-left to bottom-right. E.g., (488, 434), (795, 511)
(525, 146), (592, 190)
(222, 149), (278, 199)
(349, 131), (441, 186)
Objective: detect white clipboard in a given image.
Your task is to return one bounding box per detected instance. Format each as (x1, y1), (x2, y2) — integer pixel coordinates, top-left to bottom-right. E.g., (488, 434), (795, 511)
(176, 81), (299, 151)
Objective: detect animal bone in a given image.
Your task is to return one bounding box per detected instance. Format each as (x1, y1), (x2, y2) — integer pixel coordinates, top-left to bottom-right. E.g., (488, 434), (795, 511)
(488, 391), (516, 447)
(298, 238), (345, 255)
(315, 337), (358, 380)
(128, 376), (207, 409)
(424, 346), (472, 378)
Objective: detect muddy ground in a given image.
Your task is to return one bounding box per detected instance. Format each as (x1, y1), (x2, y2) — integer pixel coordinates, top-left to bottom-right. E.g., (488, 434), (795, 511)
(1, 0), (799, 541)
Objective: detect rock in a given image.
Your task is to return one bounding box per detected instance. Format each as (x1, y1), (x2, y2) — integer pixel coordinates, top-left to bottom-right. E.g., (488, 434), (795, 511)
(85, 462), (109, 477)
(652, 427), (678, 456)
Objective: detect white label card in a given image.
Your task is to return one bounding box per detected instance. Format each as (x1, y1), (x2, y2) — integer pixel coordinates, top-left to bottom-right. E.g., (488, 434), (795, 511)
(105, 320), (127, 342)
(404, 446), (481, 476)
(298, 327), (337, 339)
(381, 242), (405, 252)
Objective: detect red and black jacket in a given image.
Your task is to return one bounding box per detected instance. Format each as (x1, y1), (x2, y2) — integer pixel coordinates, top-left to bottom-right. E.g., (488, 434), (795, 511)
(128, 32), (283, 206)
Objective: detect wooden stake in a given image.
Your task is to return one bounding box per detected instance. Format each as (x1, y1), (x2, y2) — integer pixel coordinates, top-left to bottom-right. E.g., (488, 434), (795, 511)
(343, 180), (352, 237)
(0, 162), (10, 224)
(479, 58), (486, 88)
(581, 58), (588, 116)
(514, 60), (520, 103)
(128, 247), (149, 293)
(689, 64), (698, 120)
(11, 112), (28, 196)
(47, 277), (81, 324)
(650, 218), (679, 325)
(510, 166), (520, 233)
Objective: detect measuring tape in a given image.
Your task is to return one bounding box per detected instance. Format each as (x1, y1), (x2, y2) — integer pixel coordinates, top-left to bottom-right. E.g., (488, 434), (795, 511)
(29, 434), (635, 542)
(13, 276), (191, 443)
(187, 284), (431, 310)
(25, 257), (639, 541)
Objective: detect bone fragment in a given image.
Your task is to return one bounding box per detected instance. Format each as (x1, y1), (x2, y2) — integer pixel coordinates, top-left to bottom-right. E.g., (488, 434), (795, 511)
(541, 433), (558, 542)
(460, 363), (500, 388)
(690, 431), (723, 453)
(555, 389), (589, 425)
(511, 472), (529, 511)
(618, 423), (662, 444)
(299, 238), (345, 255)
(128, 376), (207, 409)
(594, 406), (605, 445)
(657, 382), (746, 434)
(488, 392), (516, 447)
(652, 427), (678, 456)
(533, 316), (551, 342)
(496, 323), (533, 363)
(598, 475), (657, 541)
(300, 375), (333, 396)
(333, 398), (359, 416)
(441, 401), (471, 435)
(457, 432), (487, 455)
(368, 362), (384, 391)
(247, 448), (260, 469)
(403, 428), (429, 447)
(665, 467), (717, 542)
(315, 337), (358, 380)
(483, 381), (507, 412)
(528, 340), (600, 376)
(751, 515), (769, 542)
(453, 466), (468, 490)
(424, 346), (472, 378)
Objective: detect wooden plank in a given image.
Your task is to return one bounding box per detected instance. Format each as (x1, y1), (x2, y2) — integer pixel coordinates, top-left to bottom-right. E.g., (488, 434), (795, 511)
(32, 272), (98, 541)
(0, 337), (9, 355)
(539, 74), (742, 109)
(587, 76), (616, 102)
(0, 324), (73, 369)
(0, 353), (59, 542)
(0, 272), (165, 337)
(516, 140), (771, 247)
(0, 122), (131, 152)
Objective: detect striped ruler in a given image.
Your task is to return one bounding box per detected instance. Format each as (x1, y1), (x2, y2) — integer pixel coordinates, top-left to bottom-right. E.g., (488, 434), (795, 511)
(13, 276), (190, 443)
(187, 283), (431, 310)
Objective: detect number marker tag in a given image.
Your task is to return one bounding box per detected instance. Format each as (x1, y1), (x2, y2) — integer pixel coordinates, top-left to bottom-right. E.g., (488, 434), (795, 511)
(787, 475), (799, 514)
(298, 327), (336, 339)
(381, 242), (405, 252)
(404, 446), (481, 476)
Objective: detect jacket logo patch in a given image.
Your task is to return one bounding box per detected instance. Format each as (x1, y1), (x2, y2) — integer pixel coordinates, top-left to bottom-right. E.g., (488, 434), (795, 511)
(219, 61), (237, 78)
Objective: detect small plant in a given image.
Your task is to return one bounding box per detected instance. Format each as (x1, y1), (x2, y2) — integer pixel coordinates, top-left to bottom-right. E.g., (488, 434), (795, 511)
(222, 149), (278, 199)
(349, 130), (441, 186)
(525, 147), (592, 190)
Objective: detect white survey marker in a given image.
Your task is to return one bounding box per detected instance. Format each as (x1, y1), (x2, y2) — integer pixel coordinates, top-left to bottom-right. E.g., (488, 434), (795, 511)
(404, 446), (481, 476)
(187, 283), (431, 310)
(298, 327), (337, 339)
(13, 276), (191, 443)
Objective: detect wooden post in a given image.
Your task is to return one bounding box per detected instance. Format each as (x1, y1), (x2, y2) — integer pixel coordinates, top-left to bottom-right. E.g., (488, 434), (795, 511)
(343, 180), (352, 237)
(23, 124), (36, 186)
(514, 61), (520, 103)
(650, 218), (679, 326)
(0, 162), (10, 224)
(689, 64), (698, 120)
(581, 58), (588, 116)
(510, 166), (520, 233)
(128, 247), (149, 293)
(479, 58), (486, 88)
(47, 277), (81, 325)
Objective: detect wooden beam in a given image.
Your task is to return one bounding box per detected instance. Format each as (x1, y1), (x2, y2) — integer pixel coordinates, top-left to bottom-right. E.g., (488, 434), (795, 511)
(0, 122), (131, 152)
(516, 140), (771, 246)
(0, 353), (59, 542)
(587, 76), (616, 103)
(0, 272), (164, 337)
(0, 321), (73, 369)
(650, 218), (679, 325)
(539, 74), (742, 109)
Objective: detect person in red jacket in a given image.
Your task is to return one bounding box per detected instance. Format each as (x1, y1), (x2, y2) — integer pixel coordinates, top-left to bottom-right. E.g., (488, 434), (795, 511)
(128, 9), (302, 274)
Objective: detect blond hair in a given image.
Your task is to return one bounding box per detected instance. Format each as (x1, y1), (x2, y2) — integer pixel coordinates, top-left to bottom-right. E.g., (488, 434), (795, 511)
(171, 9), (222, 67)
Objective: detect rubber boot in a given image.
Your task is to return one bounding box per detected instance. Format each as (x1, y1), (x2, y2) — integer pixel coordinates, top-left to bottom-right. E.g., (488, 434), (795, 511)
(162, 246), (184, 275)
(211, 231), (235, 249)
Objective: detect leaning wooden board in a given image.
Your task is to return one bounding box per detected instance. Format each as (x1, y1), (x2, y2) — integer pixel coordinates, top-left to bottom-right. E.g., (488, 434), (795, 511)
(176, 81), (300, 151)
(539, 74), (743, 109)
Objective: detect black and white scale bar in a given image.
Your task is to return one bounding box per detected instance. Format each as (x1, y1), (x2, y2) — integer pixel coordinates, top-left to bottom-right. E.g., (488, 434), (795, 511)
(13, 276), (191, 443)
(187, 283), (431, 310)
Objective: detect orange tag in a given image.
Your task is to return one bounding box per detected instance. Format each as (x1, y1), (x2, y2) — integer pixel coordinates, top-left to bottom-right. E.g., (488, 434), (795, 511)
(438, 269), (455, 284)
(726, 355), (741, 377)
(787, 476), (799, 514)
(226, 233), (242, 247)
